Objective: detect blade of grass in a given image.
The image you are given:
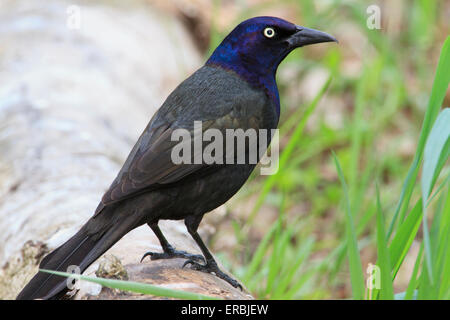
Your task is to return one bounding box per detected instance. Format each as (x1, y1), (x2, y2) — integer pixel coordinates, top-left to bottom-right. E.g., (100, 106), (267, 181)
(375, 183), (394, 300)
(332, 152), (365, 300)
(389, 175), (449, 300)
(387, 36), (450, 239)
(389, 199), (422, 278)
(272, 237), (314, 298)
(40, 269), (220, 300)
(265, 216), (291, 295)
(421, 109), (450, 204)
(438, 186), (450, 298)
(404, 243), (424, 300)
(425, 184), (449, 299)
(241, 219), (279, 283)
(421, 108), (450, 283)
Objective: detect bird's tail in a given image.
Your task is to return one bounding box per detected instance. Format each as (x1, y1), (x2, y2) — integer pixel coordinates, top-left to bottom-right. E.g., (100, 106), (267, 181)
(16, 205), (141, 300)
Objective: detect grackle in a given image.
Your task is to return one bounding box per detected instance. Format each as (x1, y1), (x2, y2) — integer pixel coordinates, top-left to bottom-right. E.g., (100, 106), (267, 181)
(17, 16), (336, 299)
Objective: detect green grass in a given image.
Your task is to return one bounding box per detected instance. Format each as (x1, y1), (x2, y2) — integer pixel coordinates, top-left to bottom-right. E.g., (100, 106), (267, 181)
(315, 37), (448, 300)
(375, 183), (394, 300)
(213, 0), (449, 300)
(333, 152), (366, 299)
(304, 37), (448, 300)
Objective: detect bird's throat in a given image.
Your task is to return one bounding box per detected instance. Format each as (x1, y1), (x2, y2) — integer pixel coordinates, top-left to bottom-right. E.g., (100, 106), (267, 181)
(206, 60), (281, 118)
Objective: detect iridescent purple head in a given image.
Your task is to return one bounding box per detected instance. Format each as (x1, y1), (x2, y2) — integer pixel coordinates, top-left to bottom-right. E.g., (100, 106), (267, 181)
(207, 16), (336, 115)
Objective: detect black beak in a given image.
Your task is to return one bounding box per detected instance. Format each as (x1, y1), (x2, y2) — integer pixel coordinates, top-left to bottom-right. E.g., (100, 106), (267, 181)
(288, 26), (338, 48)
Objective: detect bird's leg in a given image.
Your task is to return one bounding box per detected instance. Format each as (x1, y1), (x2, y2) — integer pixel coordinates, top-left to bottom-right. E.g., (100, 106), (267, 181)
(182, 216), (243, 290)
(140, 222), (205, 263)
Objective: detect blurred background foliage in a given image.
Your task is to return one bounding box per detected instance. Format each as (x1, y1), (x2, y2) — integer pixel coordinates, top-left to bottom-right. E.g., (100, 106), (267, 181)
(168, 0), (450, 299)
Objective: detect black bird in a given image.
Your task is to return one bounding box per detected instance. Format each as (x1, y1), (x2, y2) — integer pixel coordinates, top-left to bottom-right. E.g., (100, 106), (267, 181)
(17, 16), (336, 299)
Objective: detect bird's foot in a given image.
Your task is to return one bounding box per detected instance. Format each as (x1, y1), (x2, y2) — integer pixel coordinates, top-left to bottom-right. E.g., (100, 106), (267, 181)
(182, 259), (242, 290)
(140, 245), (205, 263)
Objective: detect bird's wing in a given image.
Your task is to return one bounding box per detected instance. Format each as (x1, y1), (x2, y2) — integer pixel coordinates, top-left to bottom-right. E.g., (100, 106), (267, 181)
(98, 119), (218, 209)
(95, 66), (270, 215)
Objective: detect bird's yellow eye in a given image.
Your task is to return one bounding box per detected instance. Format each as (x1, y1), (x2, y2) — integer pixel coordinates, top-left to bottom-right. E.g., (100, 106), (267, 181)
(263, 27), (276, 38)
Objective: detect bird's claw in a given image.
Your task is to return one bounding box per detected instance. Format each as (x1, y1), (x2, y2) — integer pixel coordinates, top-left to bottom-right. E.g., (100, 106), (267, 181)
(182, 259), (203, 270)
(182, 260), (243, 290)
(140, 249), (205, 263)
